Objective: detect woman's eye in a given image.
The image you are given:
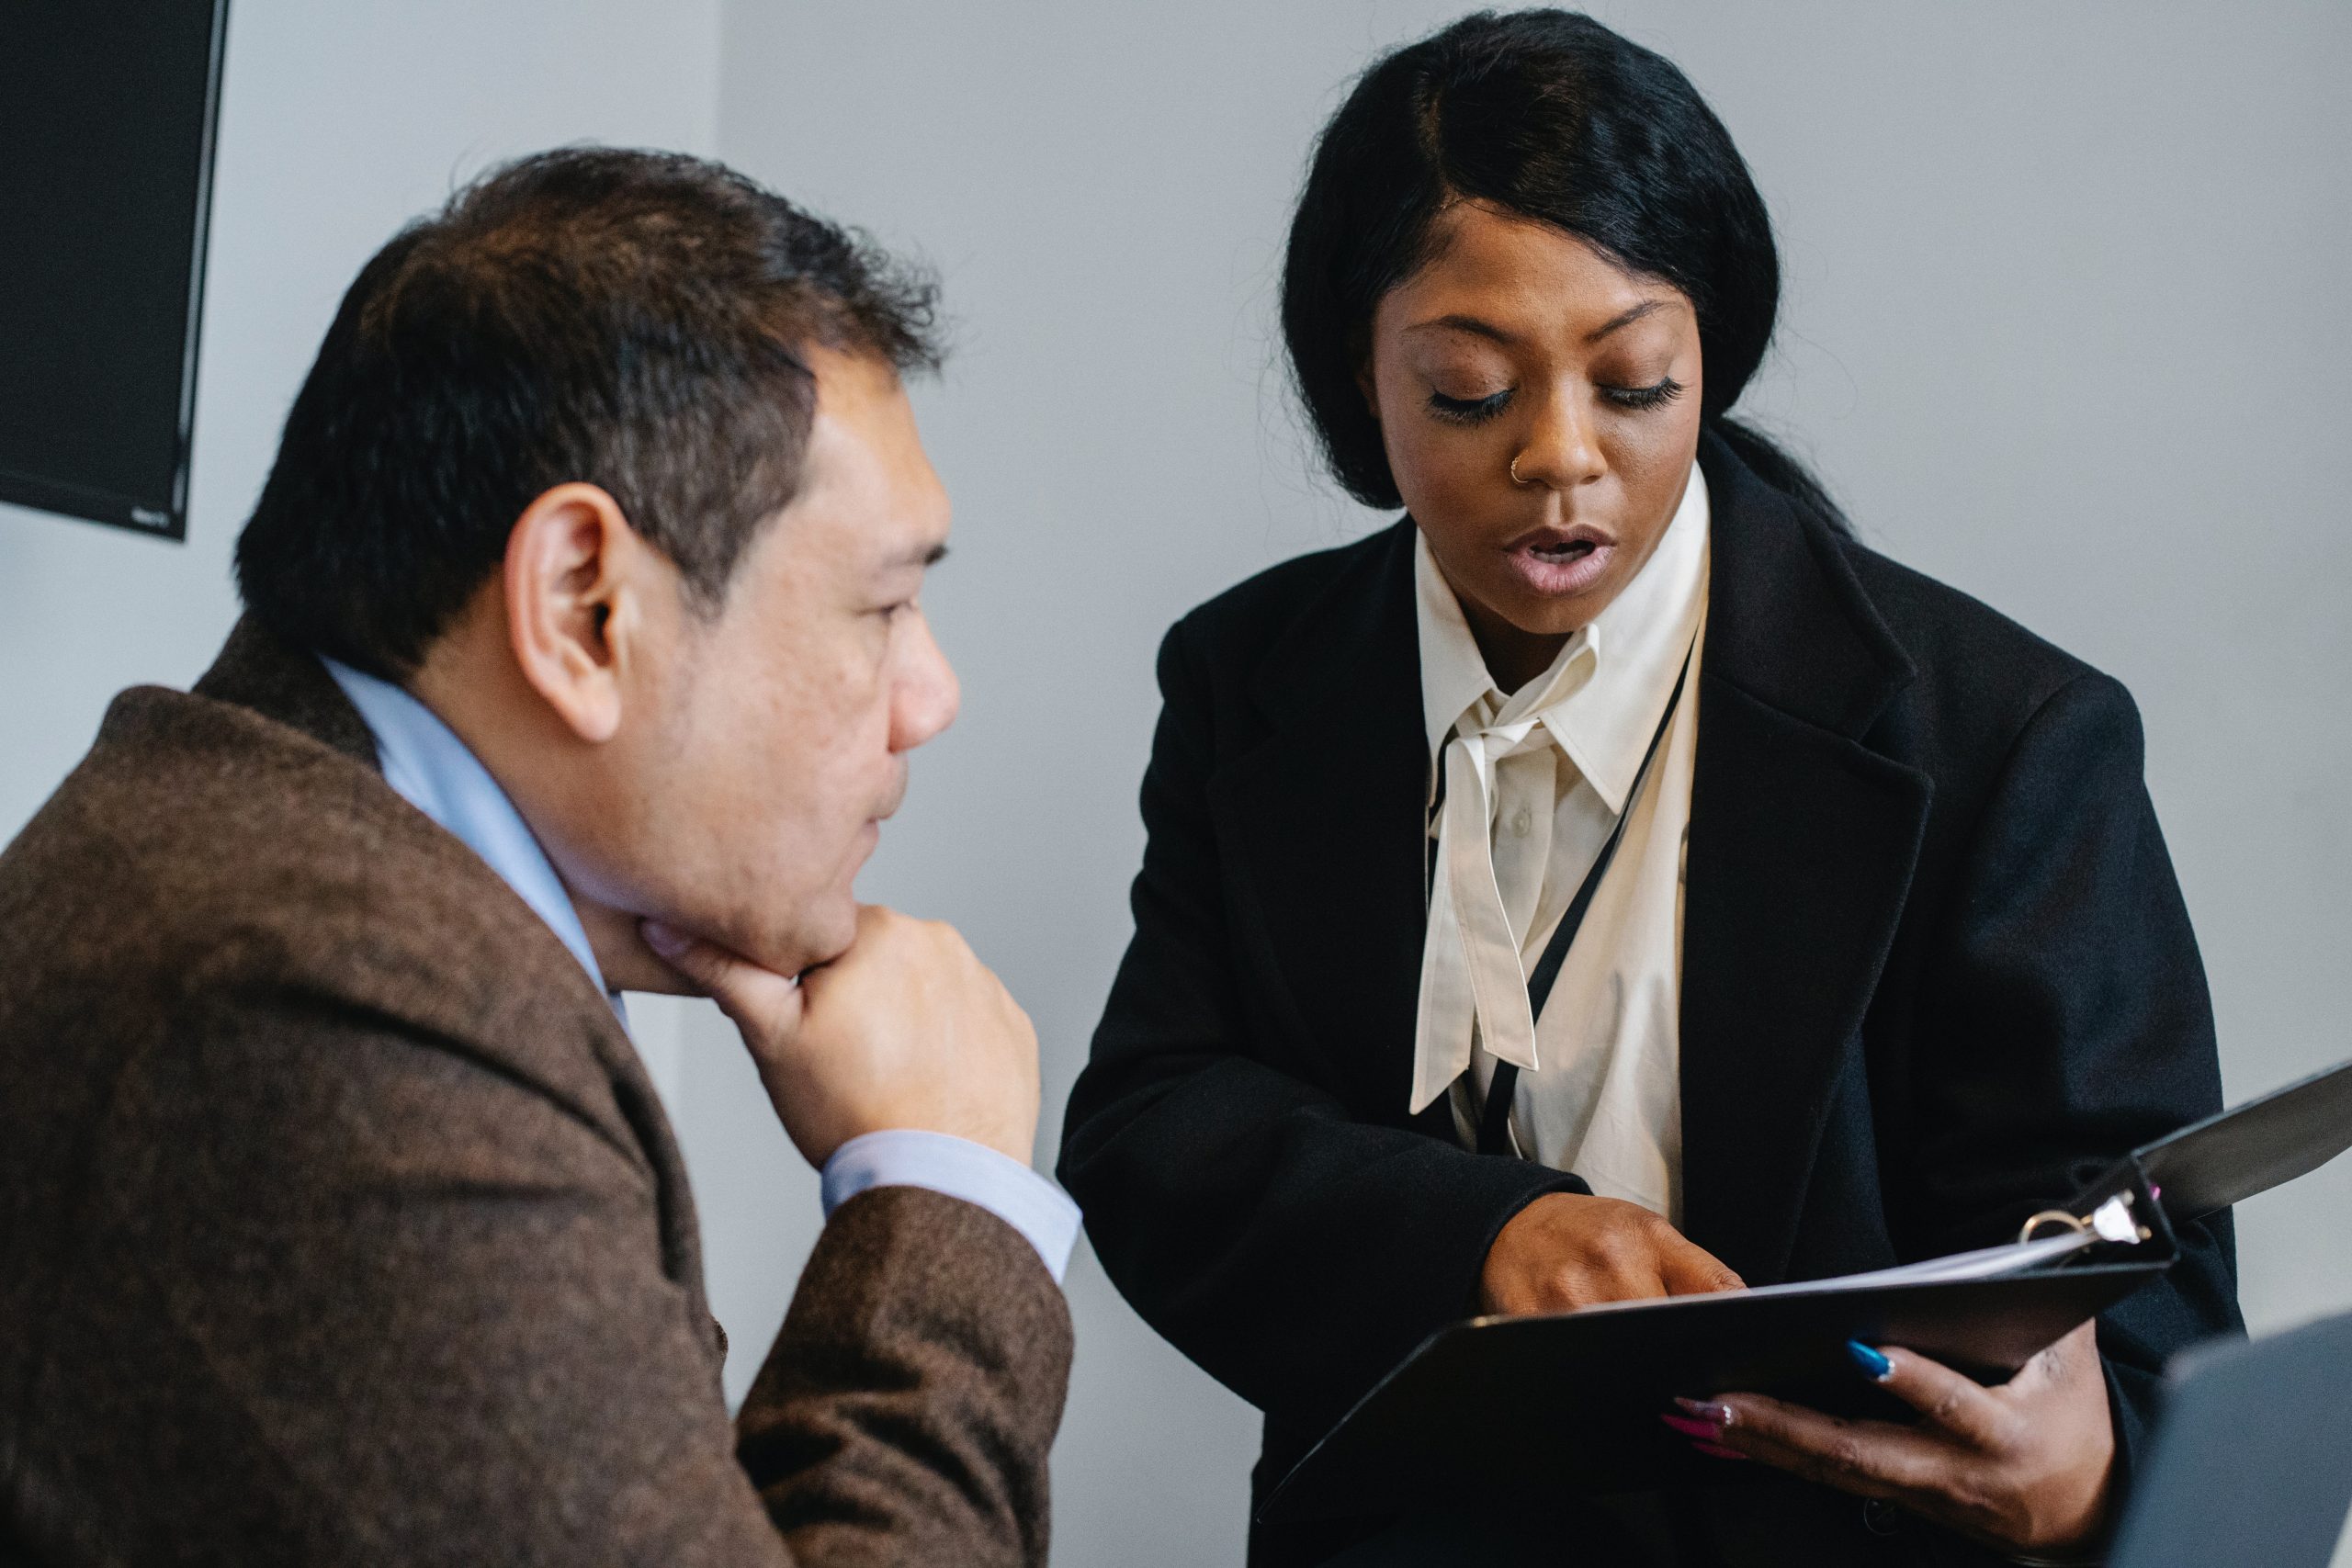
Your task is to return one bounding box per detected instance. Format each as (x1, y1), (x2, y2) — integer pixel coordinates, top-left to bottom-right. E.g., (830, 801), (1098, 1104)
(1427, 389), (1512, 424)
(1600, 376), (1685, 412)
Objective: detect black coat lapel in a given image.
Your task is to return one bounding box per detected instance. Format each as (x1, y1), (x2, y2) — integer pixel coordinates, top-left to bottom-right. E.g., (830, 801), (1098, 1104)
(1199, 450), (1936, 1260)
(1206, 522), (1443, 1132)
(1678, 434), (1933, 1284)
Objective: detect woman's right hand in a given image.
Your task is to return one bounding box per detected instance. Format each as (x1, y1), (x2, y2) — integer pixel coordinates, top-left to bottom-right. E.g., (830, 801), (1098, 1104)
(1480, 1192), (1745, 1314)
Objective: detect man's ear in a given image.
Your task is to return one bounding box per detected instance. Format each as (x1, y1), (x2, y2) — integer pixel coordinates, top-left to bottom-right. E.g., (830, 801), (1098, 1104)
(503, 482), (658, 745)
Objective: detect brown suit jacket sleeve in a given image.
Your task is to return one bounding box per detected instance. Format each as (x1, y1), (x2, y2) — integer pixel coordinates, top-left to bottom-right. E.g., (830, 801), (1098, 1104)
(23, 983), (1070, 1567)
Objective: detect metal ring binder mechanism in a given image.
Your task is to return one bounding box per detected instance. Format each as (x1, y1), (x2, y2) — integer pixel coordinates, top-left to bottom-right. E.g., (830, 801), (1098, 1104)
(1260, 1055), (2352, 1523)
(2017, 1190), (2151, 1248)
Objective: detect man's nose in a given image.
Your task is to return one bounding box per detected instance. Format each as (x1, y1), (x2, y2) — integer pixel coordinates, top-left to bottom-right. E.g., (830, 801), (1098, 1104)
(890, 611), (960, 753)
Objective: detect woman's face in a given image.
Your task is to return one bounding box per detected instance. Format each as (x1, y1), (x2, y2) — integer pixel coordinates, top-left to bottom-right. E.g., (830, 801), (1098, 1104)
(1363, 200), (1705, 686)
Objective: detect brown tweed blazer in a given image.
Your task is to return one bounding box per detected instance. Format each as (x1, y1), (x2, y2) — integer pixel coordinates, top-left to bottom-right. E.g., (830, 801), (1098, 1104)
(0, 618), (1073, 1567)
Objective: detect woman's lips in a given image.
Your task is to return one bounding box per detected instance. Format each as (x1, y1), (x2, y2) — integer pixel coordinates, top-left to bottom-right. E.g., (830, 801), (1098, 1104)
(1501, 532), (1616, 597)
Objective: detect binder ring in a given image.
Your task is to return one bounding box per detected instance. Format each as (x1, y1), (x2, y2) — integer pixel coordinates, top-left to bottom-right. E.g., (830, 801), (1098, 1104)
(2018, 1208), (2090, 1244)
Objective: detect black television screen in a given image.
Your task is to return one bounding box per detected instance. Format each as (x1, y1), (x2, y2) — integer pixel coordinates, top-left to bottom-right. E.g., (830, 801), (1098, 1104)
(0, 2), (230, 541)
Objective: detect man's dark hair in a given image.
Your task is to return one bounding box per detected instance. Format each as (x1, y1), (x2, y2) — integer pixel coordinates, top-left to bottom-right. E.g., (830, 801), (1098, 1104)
(235, 146), (942, 678)
(1283, 9), (1846, 529)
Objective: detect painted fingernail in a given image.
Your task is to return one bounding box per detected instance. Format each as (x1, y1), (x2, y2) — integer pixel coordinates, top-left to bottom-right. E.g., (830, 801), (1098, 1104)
(1847, 1340), (1894, 1381)
(1659, 1413), (1720, 1440)
(1690, 1440), (1748, 1461)
(1673, 1397), (1735, 1427)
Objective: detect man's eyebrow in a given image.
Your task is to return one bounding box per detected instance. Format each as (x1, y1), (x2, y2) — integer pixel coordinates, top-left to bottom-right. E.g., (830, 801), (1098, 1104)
(1586, 299), (1669, 343)
(886, 541), (949, 570)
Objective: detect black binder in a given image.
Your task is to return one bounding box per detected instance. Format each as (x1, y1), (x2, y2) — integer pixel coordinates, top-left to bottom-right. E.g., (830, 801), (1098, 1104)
(1261, 1055), (2352, 1523)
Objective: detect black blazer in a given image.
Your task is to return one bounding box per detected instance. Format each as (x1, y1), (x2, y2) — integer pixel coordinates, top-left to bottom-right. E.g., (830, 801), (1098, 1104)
(1058, 433), (2242, 1566)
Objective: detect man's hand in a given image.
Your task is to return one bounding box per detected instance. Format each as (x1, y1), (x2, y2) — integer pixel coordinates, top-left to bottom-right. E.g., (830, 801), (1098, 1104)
(1676, 1320), (2116, 1556)
(642, 905), (1040, 1169)
(1480, 1192), (1744, 1314)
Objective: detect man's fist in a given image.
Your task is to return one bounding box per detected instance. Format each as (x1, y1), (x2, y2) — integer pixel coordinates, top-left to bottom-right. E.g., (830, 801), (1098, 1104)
(1480, 1191), (1744, 1315)
(644, 905), (1040, 1168)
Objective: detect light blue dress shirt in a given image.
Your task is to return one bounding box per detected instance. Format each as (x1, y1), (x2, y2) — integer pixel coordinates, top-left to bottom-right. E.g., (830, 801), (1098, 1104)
(322, 658), (1080, 1281)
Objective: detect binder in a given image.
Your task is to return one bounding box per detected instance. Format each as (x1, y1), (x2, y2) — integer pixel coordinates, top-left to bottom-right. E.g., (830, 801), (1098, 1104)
(1261, 1055), (2352, 1524)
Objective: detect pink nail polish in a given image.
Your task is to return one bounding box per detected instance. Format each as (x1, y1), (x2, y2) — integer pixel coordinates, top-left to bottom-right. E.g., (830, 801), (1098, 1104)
(1690, 1440), (1748, 1461)
(1659, 1414), (1719, 1440)
(1673, 1397), (1735, 1427)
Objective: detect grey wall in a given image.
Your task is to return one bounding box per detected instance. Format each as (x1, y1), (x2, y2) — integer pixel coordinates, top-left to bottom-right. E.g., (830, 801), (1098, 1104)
(3, 5), (2347, 1565)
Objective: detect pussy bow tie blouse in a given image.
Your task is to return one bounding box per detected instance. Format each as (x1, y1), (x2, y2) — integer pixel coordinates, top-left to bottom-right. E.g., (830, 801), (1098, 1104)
(1410, 464), (1710, 1223)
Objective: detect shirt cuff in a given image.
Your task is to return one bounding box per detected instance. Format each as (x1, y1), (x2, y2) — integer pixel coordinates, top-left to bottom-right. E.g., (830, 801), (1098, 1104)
(820, 1129), (1080, 1283)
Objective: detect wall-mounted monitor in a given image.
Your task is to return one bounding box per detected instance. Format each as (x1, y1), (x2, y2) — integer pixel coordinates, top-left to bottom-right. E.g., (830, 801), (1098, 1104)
(0, 2), (231, 541)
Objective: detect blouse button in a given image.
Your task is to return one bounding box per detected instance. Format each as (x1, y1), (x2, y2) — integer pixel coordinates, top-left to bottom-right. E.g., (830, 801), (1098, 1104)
(1510, 807), (1532, 837)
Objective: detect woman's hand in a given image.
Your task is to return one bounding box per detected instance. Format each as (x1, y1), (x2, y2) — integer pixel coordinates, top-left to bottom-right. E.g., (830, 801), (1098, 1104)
(1480, 1192), (1744, 1314)
(1674, 1321), (2116, 1557)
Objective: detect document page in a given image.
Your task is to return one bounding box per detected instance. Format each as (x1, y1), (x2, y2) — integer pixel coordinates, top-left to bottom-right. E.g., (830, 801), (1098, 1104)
(1571, 1229), (2099, 1316)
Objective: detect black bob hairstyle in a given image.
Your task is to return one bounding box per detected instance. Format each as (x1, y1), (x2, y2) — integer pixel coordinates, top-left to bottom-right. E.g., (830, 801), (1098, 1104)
(236, 148), (941, 681)
(1282, 8), (1840, 526)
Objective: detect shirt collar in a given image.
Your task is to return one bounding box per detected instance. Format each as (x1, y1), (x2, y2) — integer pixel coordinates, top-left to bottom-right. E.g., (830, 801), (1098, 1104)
(1415, 460), (1712, 813)
(321, 657), (616, 1006)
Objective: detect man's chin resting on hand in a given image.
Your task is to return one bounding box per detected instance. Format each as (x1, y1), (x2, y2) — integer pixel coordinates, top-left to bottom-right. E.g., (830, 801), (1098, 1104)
(0, 149), (1075, 1568)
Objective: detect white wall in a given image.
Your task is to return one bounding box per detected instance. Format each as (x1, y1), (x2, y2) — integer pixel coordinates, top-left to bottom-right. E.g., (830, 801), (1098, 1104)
(4, 5), (2347, 1565)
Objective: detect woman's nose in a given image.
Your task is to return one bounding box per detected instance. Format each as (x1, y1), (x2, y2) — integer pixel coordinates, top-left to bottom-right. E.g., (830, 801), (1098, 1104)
(1510, 385), (1607, 491)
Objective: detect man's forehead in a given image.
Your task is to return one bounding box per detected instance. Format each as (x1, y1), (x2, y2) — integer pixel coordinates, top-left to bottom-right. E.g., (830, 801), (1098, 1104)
(842, 463), (950, 575)
(779, 470), (947, 577)
(790, 346), (950, 562)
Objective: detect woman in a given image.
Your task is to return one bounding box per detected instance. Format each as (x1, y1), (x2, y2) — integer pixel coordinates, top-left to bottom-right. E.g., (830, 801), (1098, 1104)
(1059, 11), (2238, 1566)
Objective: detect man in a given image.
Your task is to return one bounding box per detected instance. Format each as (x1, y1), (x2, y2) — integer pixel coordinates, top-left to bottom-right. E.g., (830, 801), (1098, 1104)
(0, 149), (1076, 1565)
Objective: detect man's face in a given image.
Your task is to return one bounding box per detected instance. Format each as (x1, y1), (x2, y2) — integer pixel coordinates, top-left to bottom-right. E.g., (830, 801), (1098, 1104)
(597, 347), (957, 976)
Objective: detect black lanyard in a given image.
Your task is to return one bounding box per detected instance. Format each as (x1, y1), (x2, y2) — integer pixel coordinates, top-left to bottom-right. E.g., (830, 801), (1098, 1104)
(1429, 642), (1696, 1159)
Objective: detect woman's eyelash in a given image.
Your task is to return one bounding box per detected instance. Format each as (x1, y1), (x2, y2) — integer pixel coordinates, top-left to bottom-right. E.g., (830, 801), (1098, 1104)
(1427, 377), (1685, 424)
(1428, 389), (1512, 424)
(1602, 376), (1684, 411)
